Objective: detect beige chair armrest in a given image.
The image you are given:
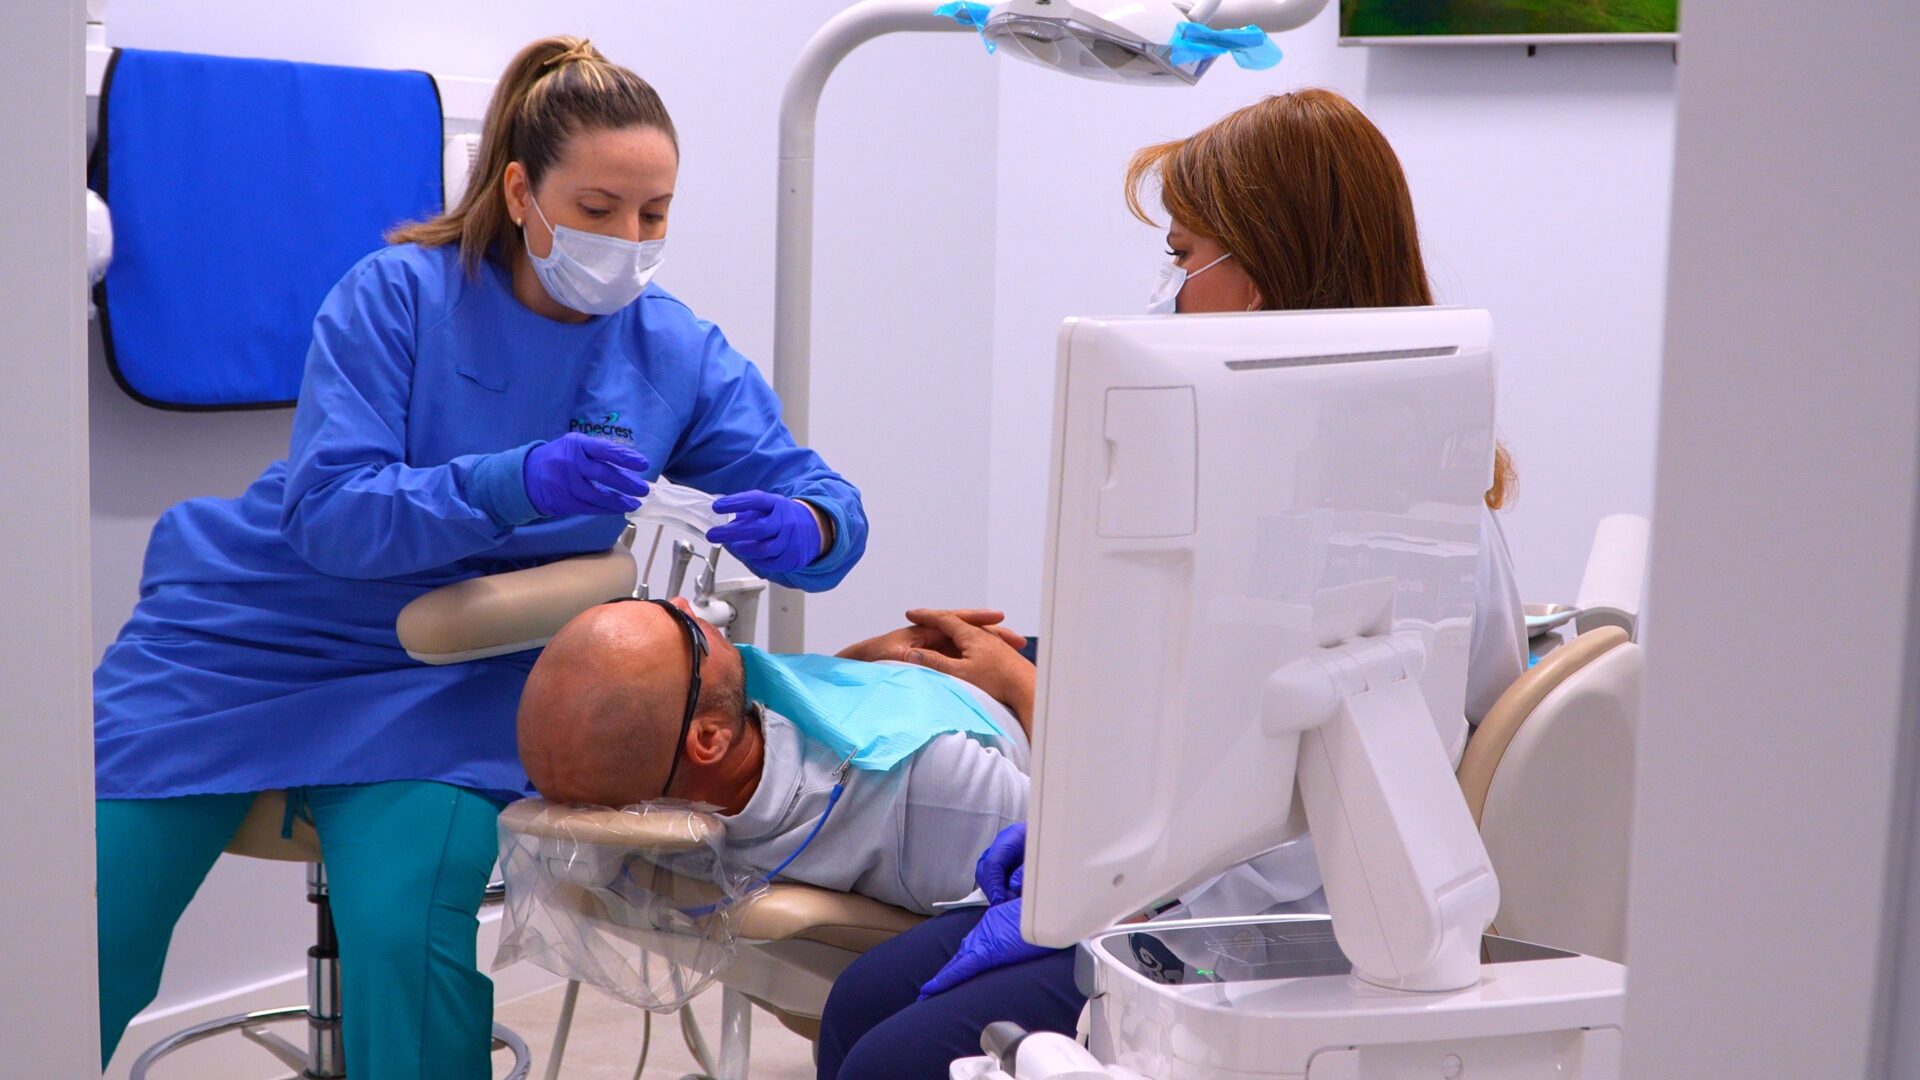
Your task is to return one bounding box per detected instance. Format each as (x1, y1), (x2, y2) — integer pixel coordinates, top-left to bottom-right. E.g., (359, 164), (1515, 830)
(735, 885), (928, 951)
(1457, 625), (1629, 825)
(396, 530), (638, 664)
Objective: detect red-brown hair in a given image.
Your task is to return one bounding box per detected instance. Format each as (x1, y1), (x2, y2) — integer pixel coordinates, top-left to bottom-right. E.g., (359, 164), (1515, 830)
(1126, 88), (1514, 508)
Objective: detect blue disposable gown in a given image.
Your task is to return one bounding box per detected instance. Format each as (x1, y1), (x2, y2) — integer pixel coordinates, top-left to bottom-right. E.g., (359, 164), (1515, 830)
(95, 244), (868, 803)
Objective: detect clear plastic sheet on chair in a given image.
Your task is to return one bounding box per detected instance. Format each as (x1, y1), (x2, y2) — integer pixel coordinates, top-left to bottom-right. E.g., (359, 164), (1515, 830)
(493, 798), (762, 1011)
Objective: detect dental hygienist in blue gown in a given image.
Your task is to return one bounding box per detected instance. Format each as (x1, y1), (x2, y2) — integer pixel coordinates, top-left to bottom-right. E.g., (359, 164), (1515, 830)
(91, 36), (865, 1078)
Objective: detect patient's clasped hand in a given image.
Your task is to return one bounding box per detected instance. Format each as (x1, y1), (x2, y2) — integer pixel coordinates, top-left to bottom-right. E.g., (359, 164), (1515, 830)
(517, 601), (1034, 913)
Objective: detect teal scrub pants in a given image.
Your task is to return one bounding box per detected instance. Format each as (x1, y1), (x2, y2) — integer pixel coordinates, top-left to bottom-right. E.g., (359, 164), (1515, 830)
(95, 781), (503, 1077)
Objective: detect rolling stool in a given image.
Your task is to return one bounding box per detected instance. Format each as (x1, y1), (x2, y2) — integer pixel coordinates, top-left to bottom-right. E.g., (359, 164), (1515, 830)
(130, 791), (531, 1079)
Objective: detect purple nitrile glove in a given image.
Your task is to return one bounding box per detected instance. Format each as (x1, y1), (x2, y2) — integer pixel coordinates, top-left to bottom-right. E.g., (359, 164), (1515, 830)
(522, 433), (651, 518)
(917, 897), (1062, 1000)
(976, 822), (1026, 905)
(705, 490), (823, 576)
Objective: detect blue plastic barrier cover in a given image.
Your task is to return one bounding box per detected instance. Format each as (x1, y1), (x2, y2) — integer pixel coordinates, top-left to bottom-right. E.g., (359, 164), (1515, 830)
(1168, 22), (1284, 70)
(92, 48), (444, 409)
(935, 1), (1000, 51)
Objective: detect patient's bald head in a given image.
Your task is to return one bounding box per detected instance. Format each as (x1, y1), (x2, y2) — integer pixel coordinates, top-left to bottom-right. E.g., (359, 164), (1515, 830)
(519, 598), (753, 807)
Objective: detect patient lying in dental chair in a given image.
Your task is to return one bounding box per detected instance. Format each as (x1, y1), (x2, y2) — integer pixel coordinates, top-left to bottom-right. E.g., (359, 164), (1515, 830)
(517, 600), (1034, 914)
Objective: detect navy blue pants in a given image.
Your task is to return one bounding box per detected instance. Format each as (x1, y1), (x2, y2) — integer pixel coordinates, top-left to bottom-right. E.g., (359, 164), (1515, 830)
(817, 908), (1085, 1080)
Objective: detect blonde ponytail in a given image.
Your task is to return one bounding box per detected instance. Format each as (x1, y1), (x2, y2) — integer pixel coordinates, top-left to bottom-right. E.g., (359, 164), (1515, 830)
(388, 35), (677, 277)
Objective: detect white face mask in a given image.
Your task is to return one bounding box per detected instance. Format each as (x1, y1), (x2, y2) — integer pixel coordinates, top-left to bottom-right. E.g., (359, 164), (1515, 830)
(525, 195), (666, 316)
(1146, 251), (1232, 315)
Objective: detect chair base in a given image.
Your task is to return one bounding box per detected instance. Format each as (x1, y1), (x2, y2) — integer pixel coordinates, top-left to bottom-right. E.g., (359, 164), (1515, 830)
(130, 829), (530, 1077)
(129, 1007), (531, 1079)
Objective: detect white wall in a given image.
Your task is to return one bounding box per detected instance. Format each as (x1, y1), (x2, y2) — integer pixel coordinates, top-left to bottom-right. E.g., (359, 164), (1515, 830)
(1891, 717), (1920, 1075)
(3, 2), (102, 1075)
(92, 0), (998, 1036)
(1366, 44), (1674, 603)
(1624, 1), (1920, 1073)
(985, 6), (1676, 624)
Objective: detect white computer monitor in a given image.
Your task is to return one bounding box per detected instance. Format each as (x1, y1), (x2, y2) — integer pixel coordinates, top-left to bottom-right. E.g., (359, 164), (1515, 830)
(1023, 307), (1497, 950)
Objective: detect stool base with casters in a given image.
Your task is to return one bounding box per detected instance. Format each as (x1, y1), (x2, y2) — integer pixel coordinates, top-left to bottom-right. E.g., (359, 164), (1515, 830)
(129, 793), (531, 1079)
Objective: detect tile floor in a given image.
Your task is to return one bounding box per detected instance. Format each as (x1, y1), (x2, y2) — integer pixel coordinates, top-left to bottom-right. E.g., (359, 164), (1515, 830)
(494, 982), (818, 1079)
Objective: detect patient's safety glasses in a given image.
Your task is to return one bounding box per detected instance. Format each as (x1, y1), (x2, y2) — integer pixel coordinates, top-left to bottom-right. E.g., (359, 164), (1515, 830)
(602, 596), (707, 796)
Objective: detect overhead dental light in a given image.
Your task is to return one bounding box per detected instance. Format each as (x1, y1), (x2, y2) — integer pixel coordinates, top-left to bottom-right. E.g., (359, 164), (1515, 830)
(951, 0), (1329, 85)
(769, 0), (1329, 649)
(983, 0), (1213, 84)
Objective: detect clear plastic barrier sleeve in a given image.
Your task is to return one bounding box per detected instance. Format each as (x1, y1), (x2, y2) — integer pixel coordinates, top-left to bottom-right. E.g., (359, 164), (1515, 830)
(493, 798), (763, 1010)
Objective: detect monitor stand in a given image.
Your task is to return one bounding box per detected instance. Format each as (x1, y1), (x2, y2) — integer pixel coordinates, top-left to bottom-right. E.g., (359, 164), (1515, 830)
(1262, 617), (1501, 993)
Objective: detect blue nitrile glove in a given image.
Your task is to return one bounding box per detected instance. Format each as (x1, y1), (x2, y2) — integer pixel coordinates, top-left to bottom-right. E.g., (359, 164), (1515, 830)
(918, 896), (1062, 1000)
(706, 491), (824, 575)
(976, 822), (1027, 905)
(523, 433), (651, 518)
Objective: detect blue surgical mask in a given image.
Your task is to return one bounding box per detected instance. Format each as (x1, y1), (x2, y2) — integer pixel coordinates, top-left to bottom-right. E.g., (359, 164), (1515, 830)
(1146, 251), (1232, 315)
(525, 195), (665, 316)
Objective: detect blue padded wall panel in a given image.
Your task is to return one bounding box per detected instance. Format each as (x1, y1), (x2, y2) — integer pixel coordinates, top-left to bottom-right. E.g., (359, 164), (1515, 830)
(93, 48), (443, 409)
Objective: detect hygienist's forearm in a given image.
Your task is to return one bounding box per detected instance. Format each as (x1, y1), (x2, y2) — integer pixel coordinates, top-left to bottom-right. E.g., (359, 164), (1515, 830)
(800, 498), (835, 559)
(763, 487), (865, 592)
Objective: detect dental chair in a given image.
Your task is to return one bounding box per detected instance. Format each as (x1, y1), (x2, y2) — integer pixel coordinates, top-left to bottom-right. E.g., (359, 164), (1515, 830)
(1456, 513), (1648, 964)
(398, 529), (927, 1080)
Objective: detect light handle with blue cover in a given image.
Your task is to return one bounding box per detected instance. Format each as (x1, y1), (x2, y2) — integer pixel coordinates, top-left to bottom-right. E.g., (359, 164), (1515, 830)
(1168, 21), (1283, 69)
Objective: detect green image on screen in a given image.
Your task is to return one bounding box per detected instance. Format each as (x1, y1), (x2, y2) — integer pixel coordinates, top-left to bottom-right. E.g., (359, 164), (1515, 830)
(1341, 0), (1678, 36)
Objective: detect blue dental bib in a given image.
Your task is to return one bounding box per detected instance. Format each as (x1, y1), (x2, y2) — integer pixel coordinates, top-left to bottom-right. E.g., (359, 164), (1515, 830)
(737, 646), (1007, 771)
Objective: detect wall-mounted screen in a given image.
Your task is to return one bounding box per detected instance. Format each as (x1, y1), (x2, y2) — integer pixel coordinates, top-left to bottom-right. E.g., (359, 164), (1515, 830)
(1340, 1), (1679, 45)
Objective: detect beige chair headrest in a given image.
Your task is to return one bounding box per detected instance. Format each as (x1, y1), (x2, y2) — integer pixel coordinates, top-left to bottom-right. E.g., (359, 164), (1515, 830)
(505, 798), (929, 953)
(497, 797), (723, 853)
